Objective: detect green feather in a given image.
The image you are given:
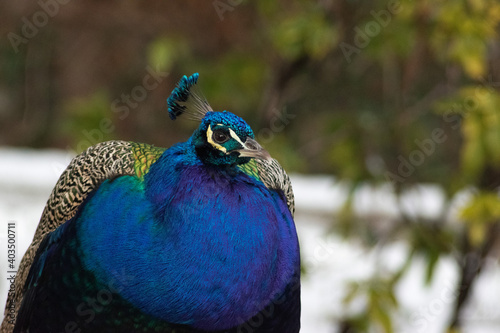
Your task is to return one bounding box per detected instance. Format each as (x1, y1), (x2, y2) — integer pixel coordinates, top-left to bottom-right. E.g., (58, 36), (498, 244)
(130, 143), (166, 179)
(237, 159), (262, 182)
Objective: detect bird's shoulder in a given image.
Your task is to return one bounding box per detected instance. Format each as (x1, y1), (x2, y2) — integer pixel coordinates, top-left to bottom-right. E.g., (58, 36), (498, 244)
(36, 140), (165, 234)
(10, 141), (165, 330)
(129, 142), (167, 179)
(238, 158), (295, 216)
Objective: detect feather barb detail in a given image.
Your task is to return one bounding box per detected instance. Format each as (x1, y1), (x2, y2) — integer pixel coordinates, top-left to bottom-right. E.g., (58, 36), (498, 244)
(167, 73), (212, 121)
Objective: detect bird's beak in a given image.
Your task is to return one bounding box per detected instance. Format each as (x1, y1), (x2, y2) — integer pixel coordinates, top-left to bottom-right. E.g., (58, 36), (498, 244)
(236, 137), (271, 161)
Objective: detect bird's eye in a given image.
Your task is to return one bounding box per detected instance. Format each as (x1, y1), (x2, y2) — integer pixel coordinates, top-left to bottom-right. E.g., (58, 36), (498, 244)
(212, 130), (229, 144)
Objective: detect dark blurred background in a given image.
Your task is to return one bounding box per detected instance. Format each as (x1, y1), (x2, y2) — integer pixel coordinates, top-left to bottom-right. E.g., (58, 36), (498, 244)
(5, 0), (499, 179)
(3, 0), (500, 332)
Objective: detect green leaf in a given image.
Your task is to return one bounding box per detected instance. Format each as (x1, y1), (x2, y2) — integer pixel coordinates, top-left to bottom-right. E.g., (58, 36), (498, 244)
(460, 192), (500, 223)
(370, 303), (393, 333)
(425, 250), (440, 285)
(342, 282), (361, 305)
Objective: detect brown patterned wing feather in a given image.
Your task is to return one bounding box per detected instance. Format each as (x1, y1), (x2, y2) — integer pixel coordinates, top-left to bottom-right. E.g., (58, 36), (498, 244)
(255, 158), (295, 217)
(1, 140), (165, 333)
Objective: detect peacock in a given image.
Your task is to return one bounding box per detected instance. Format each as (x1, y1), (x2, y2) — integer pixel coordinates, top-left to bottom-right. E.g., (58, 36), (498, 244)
(1, 73), (300, 333)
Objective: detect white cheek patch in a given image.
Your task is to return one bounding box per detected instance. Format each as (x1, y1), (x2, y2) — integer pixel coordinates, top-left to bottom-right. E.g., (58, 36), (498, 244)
(228, 128), (245, 146)
(206, 125), (227, 153)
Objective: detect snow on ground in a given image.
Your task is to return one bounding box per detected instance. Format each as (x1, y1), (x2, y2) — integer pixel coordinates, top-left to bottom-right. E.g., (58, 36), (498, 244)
(1, 147), (500, 332)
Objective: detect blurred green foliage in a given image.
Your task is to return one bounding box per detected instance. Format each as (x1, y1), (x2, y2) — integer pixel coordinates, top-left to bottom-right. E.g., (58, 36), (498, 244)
(461, 191), (500, 246)
(271, 8), (338, 60)
(343, 275), (400, 333)
(61, 91), (114, 148)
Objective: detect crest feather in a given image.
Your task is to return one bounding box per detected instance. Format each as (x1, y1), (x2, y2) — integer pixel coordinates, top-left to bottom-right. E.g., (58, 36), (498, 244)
(167, 73), (213, 121)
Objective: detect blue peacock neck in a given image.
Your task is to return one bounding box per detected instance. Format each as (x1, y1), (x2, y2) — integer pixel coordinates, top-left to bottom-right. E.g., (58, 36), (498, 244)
(79, 141), (300, 330)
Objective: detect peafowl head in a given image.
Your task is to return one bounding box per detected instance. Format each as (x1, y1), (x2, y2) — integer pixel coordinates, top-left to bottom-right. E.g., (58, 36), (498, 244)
(167, 73), (270, 166)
